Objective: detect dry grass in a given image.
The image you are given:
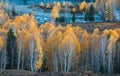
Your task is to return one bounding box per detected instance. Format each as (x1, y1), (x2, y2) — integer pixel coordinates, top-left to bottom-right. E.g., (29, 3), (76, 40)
(0, 70), (120, 76)
(58, 22), (120, 33)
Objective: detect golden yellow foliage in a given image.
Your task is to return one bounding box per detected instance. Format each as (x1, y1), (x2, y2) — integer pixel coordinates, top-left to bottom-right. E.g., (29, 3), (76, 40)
(4, 14), (38, 34)
(0, 28), (7, 36)
(72, 7), (77, 13)
(114, 28), (120, 37)
(93, 28), (100, 35)
(109, 30), (119, 42)
(35, 37), (43, 70)
(0, 36), (3, 49)
(46, 3), (51, 9)
(51, 2), (61, 19)
(62, 26), (81, 52)
(79, 1), (86, 11)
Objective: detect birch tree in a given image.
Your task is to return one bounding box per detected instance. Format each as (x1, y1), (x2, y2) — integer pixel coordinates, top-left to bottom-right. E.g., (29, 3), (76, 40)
(80, 30), (90, 71)
(99, 30), (109, 73)
(47, 30), (63, 72)
(90, 28), (101, 72)
(24, 30), (43, 72)
(0, 29), (7, 69)
(59, 27), (80, 72)
(105, 30), (119, 74)
(16, 30), (26, 69)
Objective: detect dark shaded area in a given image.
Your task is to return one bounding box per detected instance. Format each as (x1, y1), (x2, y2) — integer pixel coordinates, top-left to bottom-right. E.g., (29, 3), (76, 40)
(0, 70), (120, 76)
(6, 28), (17, 69)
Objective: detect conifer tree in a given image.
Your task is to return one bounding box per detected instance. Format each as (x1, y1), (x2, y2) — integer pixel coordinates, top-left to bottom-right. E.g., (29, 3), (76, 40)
(72, 13), (76, 22)
(6, 28), (17, 69)
(85, 4), (94, 21)
(89, 4), (94, 21)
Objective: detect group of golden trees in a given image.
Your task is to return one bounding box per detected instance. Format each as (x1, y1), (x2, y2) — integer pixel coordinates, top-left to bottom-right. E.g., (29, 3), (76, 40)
(0, 8), (120, 74)
(33, 22), (120, 74)
(0, 10), (43, 72)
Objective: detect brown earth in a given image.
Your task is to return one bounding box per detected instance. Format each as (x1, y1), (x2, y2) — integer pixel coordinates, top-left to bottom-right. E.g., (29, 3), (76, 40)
(0, 70), (120, 76)
(57, 22), (120, 32)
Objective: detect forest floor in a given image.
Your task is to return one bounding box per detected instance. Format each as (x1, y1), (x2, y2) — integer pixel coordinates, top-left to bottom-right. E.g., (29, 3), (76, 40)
(57, 22), (120, 33)
(0, 70), (120, 76)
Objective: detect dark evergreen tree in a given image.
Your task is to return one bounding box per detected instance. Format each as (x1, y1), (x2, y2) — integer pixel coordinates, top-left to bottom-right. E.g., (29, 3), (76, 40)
(89, 4), (94, 21)
(11, 5), (17, 19)
(6, 28), (17, 69)
(85, 10), (89, 21)
(84, 4), (94, 21)
(41, 59), (48, 72)
(99, 65), (105, 73)
(56, 16), (65, 23)
(72, 13), (76, 22)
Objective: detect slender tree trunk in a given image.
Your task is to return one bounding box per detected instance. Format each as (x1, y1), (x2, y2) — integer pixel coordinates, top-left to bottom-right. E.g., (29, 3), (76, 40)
(17, 43), (22, 69)
(3, 46), (6, 69)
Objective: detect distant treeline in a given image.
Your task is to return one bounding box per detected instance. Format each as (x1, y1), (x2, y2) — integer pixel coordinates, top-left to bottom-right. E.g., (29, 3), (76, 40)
(3, 0), (95, 5)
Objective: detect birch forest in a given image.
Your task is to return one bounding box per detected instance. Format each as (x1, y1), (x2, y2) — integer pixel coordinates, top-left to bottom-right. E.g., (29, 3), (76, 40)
(0, 8), (120, 74)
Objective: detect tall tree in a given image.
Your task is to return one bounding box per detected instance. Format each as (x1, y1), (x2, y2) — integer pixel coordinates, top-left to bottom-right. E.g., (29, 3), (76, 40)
(89, 4), (94, 21)
(16, 30), (26, 69)
(24, 30), (43, 72)
(6, 28), (17, 69)
(59, 27), (81, 72)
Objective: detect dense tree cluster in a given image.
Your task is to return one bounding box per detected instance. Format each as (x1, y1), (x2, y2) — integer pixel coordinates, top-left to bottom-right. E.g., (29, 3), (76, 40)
(0, 8), (120, 74)
(49, 0), (120, 22)
(0, 12), (43, 72)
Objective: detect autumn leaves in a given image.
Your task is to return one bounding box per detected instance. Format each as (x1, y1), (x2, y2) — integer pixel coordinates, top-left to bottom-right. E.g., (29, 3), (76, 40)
(0, 9), (120, 73)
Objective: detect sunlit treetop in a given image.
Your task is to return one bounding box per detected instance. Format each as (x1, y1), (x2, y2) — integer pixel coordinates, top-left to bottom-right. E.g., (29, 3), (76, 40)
(93, 28), (100, 35)
(72, 7), (77, 13)
(4, 14), (38, 32)
(79, 1), (86, 11)
(109, 30), (119, 42)
(114, 28), (120, 37)
(51, 2), (61, 19)
(39, 2), (44, 7)
(56, 24), (64, 32)
(46, 3), (51, 8)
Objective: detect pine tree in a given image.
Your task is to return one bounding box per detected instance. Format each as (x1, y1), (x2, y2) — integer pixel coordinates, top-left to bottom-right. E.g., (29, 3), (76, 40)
(6, 28), (17, 69)
(89, 4), (94, 21)
(84, 4), (94, 21)
(11, 5), (16, 19)
(72, 13), (76, 22)
(85, 10), (89, 21)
